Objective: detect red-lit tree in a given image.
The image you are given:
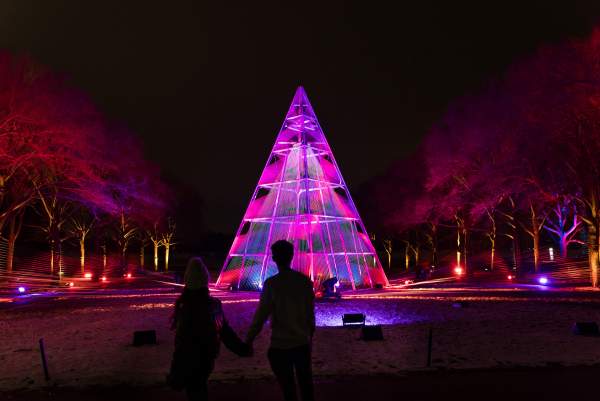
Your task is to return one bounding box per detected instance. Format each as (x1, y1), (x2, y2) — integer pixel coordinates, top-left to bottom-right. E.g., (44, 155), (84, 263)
(0, 52), (169, 276)
(0, 53), (114, 273)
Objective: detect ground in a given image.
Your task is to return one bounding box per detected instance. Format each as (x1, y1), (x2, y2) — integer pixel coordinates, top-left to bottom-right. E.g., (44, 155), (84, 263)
(2, 278), (600, 399)
(5, 367), (600, 400)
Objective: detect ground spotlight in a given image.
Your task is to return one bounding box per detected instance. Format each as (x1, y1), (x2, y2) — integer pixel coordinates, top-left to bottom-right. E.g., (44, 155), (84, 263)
(342, 313), (366, 326)
(507, 275), (513, 280)
(17, 286), (26, 294)
(126, 273), (132, 279)
(84, 273), (92, 279)
(454, 266), (464, 275)
(320, 277), (341, 299)
(538, 276), (549, 285)
(101, 276), (107, 282)
(69, 282), (75, 287)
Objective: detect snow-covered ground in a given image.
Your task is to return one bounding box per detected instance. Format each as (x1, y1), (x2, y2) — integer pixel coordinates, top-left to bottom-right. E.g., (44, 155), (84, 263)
(2, 288), (600, 391)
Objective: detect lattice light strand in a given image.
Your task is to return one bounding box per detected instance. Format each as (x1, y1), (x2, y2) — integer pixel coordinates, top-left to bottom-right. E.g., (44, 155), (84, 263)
(217, 87), (388, 291)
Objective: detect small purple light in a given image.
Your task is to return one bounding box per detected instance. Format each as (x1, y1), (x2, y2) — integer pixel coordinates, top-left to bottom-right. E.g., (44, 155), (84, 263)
(538, 277), (549, 285)
(17, 286), (26, 294)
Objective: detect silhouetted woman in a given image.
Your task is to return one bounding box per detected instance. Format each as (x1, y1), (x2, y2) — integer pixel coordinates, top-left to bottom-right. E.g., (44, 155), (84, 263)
(168, 257), (250, 401)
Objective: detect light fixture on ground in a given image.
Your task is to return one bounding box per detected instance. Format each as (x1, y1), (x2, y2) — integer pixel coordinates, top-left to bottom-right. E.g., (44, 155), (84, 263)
(342, 313), (366, 326)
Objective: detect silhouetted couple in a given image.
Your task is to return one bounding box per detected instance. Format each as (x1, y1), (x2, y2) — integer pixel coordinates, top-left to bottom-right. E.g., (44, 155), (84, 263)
(168, 240), (315, 401)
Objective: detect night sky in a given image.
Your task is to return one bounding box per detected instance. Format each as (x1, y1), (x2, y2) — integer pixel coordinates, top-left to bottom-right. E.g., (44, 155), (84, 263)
(1, 1), (599, 235)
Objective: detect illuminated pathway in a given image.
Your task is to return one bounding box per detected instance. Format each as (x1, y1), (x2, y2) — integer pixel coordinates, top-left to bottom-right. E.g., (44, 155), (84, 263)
(4, 277), (600, 315)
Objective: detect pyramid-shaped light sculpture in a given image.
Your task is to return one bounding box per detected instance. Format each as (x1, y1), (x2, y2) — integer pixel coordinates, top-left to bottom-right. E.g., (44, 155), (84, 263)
(217, 87), (388, 291)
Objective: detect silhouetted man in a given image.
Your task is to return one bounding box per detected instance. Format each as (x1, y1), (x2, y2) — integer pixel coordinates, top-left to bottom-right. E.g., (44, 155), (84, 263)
(246, 240), (315, 401)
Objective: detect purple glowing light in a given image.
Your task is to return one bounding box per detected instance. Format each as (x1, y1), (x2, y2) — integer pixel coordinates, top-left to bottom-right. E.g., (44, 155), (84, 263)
(217, 87), (388, 291)
(17, 286), (26, 294)
(538, 277), (549, 285)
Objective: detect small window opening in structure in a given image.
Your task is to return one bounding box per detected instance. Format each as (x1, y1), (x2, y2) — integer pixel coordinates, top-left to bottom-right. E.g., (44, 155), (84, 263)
(240, 221), (251, 235)
(334, 187), (348, 199)
(268, 154), (280, 165)
(355, 222), (365, 234)
(256, 187), (270, 199)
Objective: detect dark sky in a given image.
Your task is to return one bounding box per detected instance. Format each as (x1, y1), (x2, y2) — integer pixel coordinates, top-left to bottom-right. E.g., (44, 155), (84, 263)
(1, 1), (599, 234)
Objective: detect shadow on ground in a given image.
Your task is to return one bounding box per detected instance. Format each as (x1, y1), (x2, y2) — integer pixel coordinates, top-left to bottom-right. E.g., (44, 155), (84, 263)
(4, 366), (600, 401)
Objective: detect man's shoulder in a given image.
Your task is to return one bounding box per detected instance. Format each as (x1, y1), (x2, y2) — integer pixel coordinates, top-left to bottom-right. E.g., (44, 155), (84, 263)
(286, 270), (314, 291)
(291, 268), (312, 280)
(266, 269), (313, 288)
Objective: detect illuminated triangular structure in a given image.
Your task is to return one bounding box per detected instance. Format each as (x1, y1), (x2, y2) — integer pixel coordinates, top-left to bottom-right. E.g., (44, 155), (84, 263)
(217, 87), (388, 291)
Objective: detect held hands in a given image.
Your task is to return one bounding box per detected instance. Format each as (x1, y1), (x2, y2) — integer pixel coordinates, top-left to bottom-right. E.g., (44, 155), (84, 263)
(240, 341), (254, 358)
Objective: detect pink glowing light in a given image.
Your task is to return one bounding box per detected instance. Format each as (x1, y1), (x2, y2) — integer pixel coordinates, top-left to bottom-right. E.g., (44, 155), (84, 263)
(84, 273), (92, 279)
(126, 273), (132, 279)
(101, 276), (107, 282)
(507, 275), (513, 280)
(454, 266), (464, 275)
(217, 87), (388, 291)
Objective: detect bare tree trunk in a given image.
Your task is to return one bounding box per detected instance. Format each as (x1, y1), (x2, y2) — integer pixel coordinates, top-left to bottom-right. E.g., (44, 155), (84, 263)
(588, 222), (599, 287)
(456, 227), (461, 269)
(6, 236), (15, 272)
(490, 241), (495, 271)
(79, 237), (86, 273)
(431, 224), (438, 269)
(382, 239), (392, 270)
(164, 244), (170, 271)
(101, 243), (107, 271)
(487, 211), (496, 271)
(560, 238), (568, 259)
(528, 205), (543, 273)
(121, 246), (127, 270)
(533, 230), (540, 273)
(6, 212), (23, 273)
(513, 235), (520, 273)
(463, 230), (469, 275)
(50, 240), (55, 274)
(154, 242), (159, 271)
(58, 242), (63, 279)
(140, 244), (145, 268)
(413, 246), (420, 266)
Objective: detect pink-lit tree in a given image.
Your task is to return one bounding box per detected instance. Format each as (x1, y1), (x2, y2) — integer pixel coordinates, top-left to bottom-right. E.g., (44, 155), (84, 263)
(503, 27), (600, 285)
(0, 53), (117, 273)
(543, 196), (583, 257)
(0, 52), (170, 276)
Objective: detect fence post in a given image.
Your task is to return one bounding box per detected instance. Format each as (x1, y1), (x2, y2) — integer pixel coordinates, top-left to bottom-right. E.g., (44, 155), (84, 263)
(39, 338), (50, 381)
(426, 328), (433, 367)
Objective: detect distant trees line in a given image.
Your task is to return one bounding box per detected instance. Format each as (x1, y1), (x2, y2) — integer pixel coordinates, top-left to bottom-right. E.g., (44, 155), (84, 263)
(0, 52), (176, 276)
(362, 27), (600, 286)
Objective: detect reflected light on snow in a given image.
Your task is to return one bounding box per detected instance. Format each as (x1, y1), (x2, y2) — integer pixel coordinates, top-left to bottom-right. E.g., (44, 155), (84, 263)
(315, 304), (424, 327)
